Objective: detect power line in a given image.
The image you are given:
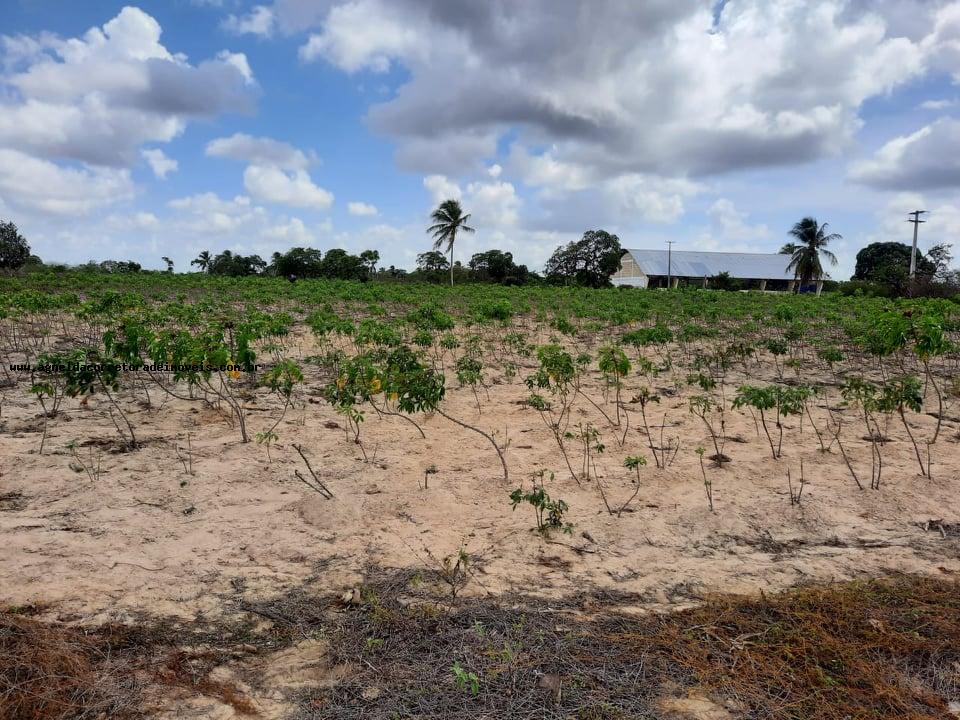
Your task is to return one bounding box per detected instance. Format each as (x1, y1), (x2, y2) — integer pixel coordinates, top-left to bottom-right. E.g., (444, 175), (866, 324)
(907, 210), (927, 279)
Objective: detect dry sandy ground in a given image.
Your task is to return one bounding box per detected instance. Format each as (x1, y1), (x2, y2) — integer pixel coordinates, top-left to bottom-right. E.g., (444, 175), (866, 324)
(2, 329), (959, 717)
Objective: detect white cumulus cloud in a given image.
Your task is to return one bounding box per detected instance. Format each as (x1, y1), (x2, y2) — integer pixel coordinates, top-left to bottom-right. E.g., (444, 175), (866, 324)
(423, 174), (462, 204)
(206, 133), (312, 171)
(205, 133), (332, 210)
(0, 6), (255, 221)
(0, 7), (255, 167)
(348, 201), (378, 216)
(0, 148), (133, 215)
(141, 148), (178, 179)
(223, 5), (276, 37)
(850, 118), (960, 190)
(243, 165), (334, 209)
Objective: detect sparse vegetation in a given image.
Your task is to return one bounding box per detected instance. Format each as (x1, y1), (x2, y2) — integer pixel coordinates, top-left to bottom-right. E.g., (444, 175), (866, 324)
(8, 574), (960, 720)
(1, 271), (958, 719)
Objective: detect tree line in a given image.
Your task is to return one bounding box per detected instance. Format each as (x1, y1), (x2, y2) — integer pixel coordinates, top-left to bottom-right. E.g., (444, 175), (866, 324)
(1, 208), (957, 297)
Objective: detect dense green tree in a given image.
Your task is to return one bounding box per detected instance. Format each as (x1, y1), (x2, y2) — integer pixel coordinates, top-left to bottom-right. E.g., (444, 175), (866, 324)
(207, 250), (266, 277)
(780, 217), (839, 290)
(270, 247), (325, 278)
(0, 221), (31, 271)
(853, 242), (935, 294)
(468, 249), (530, 285)
(427, 199), (474, 287)
(544, 229), (622, 288)
(318, 248), (368, 281)
(416, 250), (450, 274)
(98, 260), (142, 273)
(266, 247), (370, 281)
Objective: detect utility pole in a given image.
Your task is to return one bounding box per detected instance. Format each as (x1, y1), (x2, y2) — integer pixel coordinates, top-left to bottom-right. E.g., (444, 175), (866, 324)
(666, 240), (675, 289)
(907, 210), (927, 279)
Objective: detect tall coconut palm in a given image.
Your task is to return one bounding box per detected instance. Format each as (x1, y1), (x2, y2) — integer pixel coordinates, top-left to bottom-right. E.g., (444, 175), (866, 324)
(191, 250), (211, 273)
(427, 199), (474, 287)
(780, 217), (840, 291)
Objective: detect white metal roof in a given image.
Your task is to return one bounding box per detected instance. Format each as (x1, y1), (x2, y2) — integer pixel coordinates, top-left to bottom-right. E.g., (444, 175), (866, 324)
(623, 249), (794, 280)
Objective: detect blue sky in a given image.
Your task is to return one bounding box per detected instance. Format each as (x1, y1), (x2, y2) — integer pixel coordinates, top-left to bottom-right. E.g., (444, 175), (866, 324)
(2, 0), (959, 277)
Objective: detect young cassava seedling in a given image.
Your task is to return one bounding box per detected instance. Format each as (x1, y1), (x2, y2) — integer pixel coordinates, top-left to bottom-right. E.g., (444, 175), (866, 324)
(509, 470), (572, 535)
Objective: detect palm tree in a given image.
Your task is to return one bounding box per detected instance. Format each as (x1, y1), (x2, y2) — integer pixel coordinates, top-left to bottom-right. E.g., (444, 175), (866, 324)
(191, 250), (211, 273)
(780, 217), (840, 292)
(360, 249), (380, 276)
(427, 199), (474, 287)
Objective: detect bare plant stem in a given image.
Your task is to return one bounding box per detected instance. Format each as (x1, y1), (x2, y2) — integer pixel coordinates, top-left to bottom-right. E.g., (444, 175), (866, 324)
(787, 460), (805, 505)
(758, 409), (777, 459)
(577, 388), (617, 429)
(435, 408), (508, 482)
(639, 403), (660, 468)
(292, 443), (334, 498)
(832, 419), (863, 491)
(616, 465), (643, 518)
(698, 453), (714, 512)
(804, 401), (828, 453)
(897, 407), (926, 476)
(371, 399), (426, 439)
(924, 361), (943, 443)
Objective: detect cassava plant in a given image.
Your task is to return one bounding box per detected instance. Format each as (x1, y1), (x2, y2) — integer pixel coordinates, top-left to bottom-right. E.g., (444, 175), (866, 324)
(509, 470), (572, 535)
(689, 394), (726, 468)
(61, 349), (138, 450)
(455, 354), (485, 413)
(261, 359), (304, 434)
(597, 344), (631, 429)
(841, 378), (884, 490)
(631, 386), (665, 468)
(910, 313), (952, 474)
(527, 344), (579, 482)
(608, 454), (647, 517)
(877, 376), (925, 476)
(568, 421), (604, 482)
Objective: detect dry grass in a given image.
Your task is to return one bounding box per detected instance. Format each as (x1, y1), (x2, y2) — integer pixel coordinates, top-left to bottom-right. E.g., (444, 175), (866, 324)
(0, 606), (141, 720)
(4, 574), (959, 719)
(626, 576), (960, 719)
(295, 572), (960, 719)
(0, 605), (260, 720)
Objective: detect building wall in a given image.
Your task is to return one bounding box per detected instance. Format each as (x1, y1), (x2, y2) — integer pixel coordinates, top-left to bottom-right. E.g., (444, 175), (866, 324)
(611, 253), (648, 288)
(612, 250), (794, 290)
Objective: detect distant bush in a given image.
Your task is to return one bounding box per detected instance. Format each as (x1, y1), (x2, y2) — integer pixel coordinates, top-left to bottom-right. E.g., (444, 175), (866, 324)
(838, 280), (895, 298)
(710, 271), (743, 291)
(840, 277), (960, 300)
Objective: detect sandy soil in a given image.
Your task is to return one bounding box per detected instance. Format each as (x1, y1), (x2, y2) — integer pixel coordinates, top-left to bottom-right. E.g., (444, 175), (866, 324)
(2, 327), (959, 717)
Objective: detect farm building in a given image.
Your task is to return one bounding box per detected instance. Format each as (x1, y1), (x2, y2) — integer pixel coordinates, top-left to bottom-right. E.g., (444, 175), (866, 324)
(612, 248), (800, 291)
